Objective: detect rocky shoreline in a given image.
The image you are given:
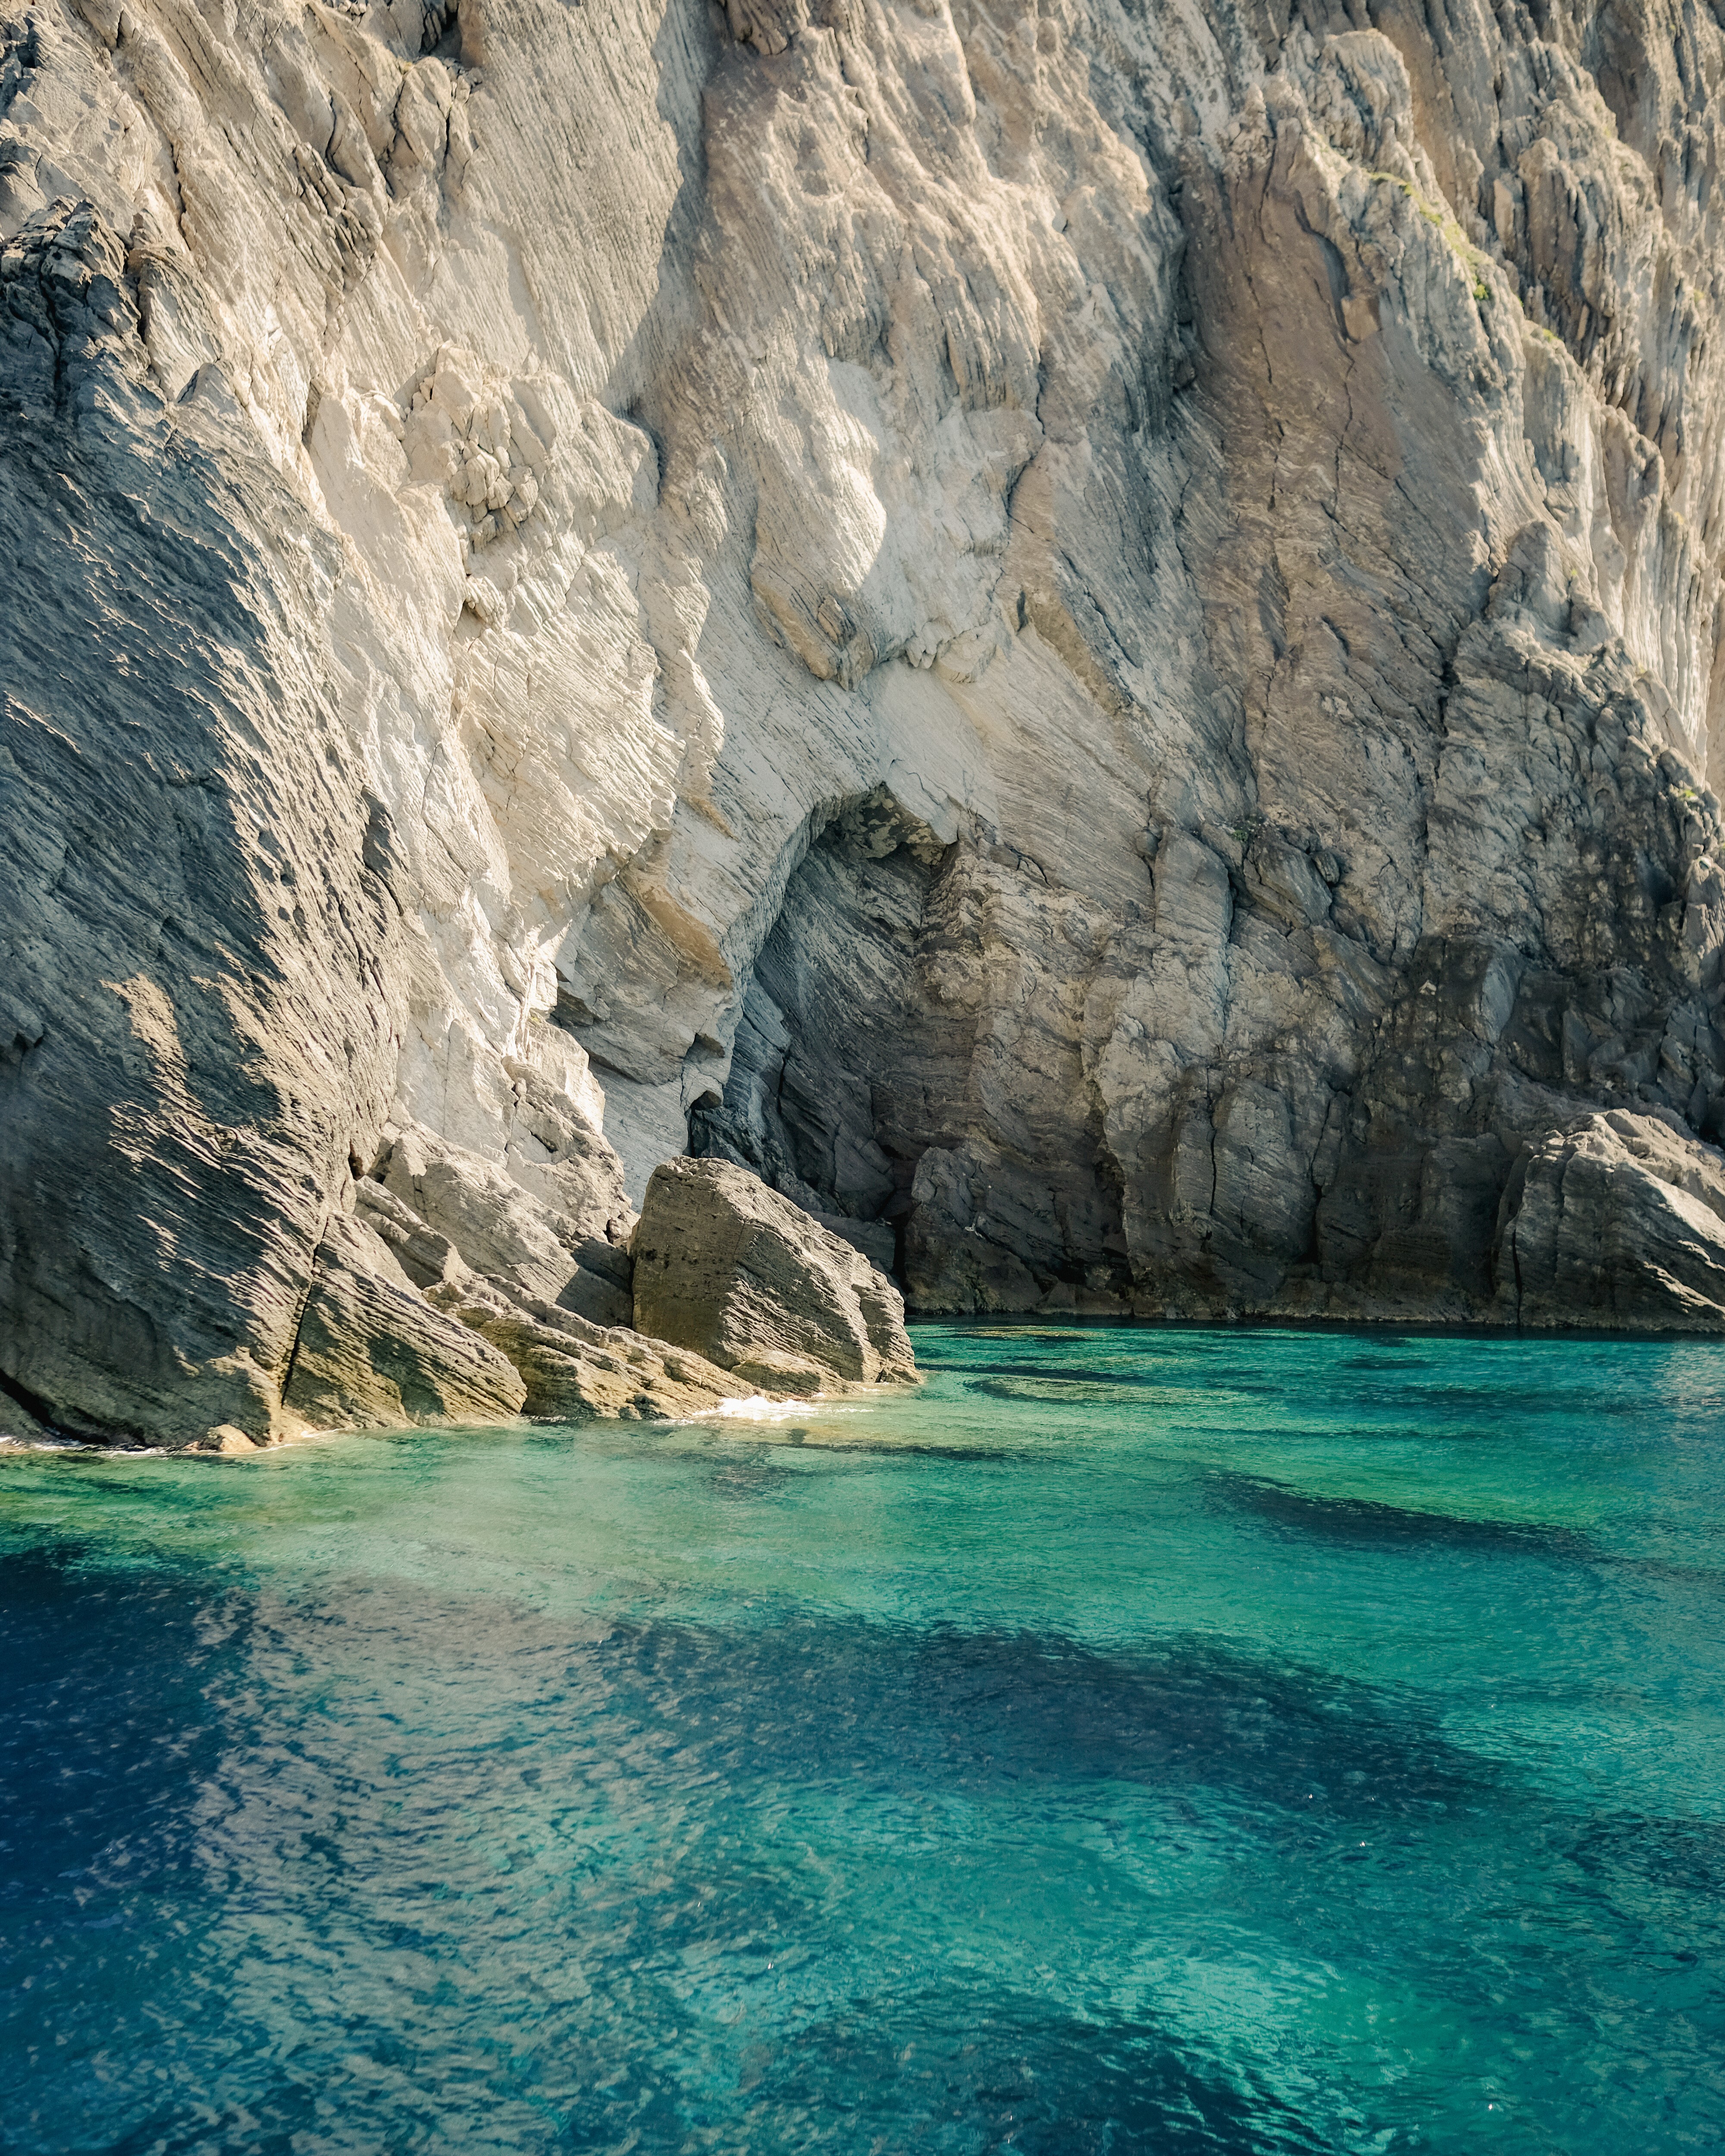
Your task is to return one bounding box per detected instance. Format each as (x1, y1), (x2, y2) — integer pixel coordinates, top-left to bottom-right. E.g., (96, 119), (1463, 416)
(9, 0), (1725, 1442)
(16, 1096), (1725, 1454)
(6, 1151), (918, 1452)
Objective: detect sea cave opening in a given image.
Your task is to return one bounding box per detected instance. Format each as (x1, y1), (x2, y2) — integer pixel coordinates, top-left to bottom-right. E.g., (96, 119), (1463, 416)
(687, 787), (1135, 1313)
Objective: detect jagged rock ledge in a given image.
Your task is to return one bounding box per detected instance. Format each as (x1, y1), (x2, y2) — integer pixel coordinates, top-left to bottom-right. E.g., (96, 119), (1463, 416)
(191, 1144), (917, 1454)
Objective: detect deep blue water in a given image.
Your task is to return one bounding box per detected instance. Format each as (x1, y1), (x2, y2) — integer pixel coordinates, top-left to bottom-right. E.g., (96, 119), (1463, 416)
(3, 1323), (1724, 2154)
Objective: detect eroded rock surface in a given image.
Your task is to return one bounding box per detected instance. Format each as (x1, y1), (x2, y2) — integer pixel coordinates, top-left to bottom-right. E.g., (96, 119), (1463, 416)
(282, 1210), (529, 1430)
(327, 1134), (755, 1427)
(1496, 1112), (1725, 1329)
(8, 0), (1725, 1440)
(455, 1297), (749, 1422)
(376, 1121), (636, 1326)
(633, 1158), (918, 1392)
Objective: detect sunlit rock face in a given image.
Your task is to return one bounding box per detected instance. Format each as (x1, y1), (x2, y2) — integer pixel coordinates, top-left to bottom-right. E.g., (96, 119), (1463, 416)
(7, 0), (1725, 1439)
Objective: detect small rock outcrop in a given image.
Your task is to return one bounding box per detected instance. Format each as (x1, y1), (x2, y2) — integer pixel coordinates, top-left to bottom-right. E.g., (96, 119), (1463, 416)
(631, 1158), (919, 1394)
(281, 1133), (758, 1430)
(453, 1296), (749, 1423)
(282, 1213), (529, 1431)
(1496, 1113), (1725, 1329)
(248, 1131), (906, 1442)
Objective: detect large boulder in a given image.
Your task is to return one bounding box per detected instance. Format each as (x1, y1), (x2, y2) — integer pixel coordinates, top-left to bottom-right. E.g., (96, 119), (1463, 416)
(631, 1158), (918, 1393)
(1494, 1112), (1725, 1329)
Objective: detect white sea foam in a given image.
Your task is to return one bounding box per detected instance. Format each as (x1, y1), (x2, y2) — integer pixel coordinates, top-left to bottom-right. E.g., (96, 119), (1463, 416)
(712, 1394), (825, 1421)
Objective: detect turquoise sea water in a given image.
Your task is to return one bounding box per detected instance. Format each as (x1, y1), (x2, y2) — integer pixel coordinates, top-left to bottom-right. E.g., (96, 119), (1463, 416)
(3, 1323), (1724, 2154)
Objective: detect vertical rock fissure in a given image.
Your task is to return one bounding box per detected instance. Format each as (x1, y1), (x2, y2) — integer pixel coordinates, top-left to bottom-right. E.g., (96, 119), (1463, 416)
(275, 1207), (333, 1411)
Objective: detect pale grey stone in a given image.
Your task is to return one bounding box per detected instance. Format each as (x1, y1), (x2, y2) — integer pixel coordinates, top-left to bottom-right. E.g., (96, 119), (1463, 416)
(379, 1122), (633, 1324)
(9, 0), (1725, 1444)
(632, 1158), (917, 1392)
(1495, 1112), (1725, 1329)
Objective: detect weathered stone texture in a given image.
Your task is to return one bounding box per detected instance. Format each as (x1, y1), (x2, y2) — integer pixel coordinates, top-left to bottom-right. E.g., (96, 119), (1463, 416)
(282, 1213), (529, 1430)
(8, 0), (1725, 1442)
(458, 1298), (747, 1422)
(0, 199), (404, 1445)
(633, 1158), (918, 1392)
(1496, 1111), (1725, 1329)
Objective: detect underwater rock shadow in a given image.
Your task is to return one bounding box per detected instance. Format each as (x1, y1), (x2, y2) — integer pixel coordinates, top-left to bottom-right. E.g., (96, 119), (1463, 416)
(743, 1989), (1333, 2156)
(1561, 1810), (1725, 1956)
(0, 1539), (1503, 1849)
(1205, 1471), (1598, 1562)
(605, 1614), (1505, 1825)
(949, 1361), (1283, 1394)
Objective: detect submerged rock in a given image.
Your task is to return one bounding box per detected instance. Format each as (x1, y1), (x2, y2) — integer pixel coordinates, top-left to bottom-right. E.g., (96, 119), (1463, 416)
(1496, 1113), (1725, 1330)
(631, 1158), (918, 1394)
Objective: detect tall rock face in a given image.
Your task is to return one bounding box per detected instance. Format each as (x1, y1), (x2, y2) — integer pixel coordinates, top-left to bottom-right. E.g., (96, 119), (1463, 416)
(6, 0), (1725, 1436)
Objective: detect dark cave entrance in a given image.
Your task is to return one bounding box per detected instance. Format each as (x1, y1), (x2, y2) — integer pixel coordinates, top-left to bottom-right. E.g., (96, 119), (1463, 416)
(688, 789), (965, 1277)
(688, 788), (1135, 1311)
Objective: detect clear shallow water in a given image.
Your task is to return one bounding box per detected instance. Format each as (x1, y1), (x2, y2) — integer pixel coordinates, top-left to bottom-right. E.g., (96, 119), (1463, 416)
(3, 1325), (1724, 2156)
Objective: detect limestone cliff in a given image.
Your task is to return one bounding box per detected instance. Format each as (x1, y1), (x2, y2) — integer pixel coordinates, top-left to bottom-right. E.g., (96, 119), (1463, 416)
(6, 0), (1725, 1441)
